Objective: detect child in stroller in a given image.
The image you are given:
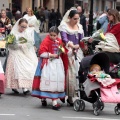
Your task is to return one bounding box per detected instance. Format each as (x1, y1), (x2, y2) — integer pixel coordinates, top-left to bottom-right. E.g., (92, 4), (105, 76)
(73, 52), (120, 115)
(89, 64), (116, 87)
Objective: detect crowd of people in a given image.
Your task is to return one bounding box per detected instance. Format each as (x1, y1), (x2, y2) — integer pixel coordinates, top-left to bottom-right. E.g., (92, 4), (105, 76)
(0, 5), (120, 111)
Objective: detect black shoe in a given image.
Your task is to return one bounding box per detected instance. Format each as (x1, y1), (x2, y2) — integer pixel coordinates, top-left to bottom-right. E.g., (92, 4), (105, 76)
(12, 89), (19, 94)
(52, 104), (61, 110)
(67, 99), (73, 106)
(60, 98), (65, 103)
(23, 90), (30, 95)
(41, 100), (47, 106)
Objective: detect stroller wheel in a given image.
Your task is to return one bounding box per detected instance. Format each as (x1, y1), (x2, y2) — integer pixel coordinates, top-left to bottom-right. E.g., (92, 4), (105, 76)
(94, 107), (100, 116)
(114, 106), (120, 115)
(74, 99), (85, 111)
(93, 99), (104, 111)
(100, 101), (104, 111)
(1, 50), (6, 57)
(93, 101), (104, 111)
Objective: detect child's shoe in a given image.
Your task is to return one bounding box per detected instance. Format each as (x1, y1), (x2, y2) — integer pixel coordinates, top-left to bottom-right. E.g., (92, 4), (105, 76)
(52, 104), (61, 110)
(41, 99), (47, 106)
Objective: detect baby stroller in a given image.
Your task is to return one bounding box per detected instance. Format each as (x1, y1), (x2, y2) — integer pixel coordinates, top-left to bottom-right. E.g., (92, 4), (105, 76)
(73, 52), (120, 115)
(0, 28), (7, 56)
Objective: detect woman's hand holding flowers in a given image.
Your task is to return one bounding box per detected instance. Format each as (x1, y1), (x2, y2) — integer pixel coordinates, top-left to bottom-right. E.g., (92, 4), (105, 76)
(67, 41), (74, 48)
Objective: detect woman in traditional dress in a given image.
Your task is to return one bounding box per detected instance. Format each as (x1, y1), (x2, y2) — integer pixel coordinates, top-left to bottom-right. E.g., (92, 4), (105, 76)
(23, 8), (39, 33)
(32, 26), (67, 110)
(23, 8), (41, 55)
(5, 18), (38, 94)
(58, 8), (84, 106)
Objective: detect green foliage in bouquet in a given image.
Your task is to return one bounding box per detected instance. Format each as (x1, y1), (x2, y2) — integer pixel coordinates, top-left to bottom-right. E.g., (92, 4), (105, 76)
(5, 34), (27, 47)
(5, 34), (16, 47)
(19, 37), (27, 44)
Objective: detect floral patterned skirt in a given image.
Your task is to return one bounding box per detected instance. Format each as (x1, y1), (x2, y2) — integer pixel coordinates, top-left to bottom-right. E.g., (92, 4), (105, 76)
(5, 54), (33, 89)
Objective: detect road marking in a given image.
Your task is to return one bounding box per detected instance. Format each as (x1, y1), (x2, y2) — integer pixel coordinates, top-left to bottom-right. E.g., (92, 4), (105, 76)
(0, 114), (15, 116)
(62, 116), (119, 120)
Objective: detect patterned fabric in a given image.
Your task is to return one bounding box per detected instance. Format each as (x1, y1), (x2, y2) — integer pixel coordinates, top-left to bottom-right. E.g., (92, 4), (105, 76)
(88, 72), (116, 87)
(5, 22), (38, 89)
(5, 54), (33, 89)
(58, 22), (84, 97)
(66, 48), (83, 97)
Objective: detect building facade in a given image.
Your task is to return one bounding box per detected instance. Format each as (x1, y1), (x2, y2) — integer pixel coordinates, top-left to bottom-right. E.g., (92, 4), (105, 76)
(75, 0), (116, 12)
(116, 0), (120, 11)
(0, 0), (10, 11)
(0, 0), (118, 15)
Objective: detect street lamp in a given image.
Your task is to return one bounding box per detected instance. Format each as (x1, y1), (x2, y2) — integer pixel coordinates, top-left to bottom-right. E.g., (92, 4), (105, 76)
(88, 0), (93, 36)
(40, 0), (42, 7)
(58, 0), (60, 11)
(114, 0), (117, 9)
(32, 0), (35, 10)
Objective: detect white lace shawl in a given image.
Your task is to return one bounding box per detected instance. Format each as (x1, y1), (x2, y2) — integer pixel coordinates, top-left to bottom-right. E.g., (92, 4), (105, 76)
(9, 18), (38, 80)
(58, 21), (84, 35)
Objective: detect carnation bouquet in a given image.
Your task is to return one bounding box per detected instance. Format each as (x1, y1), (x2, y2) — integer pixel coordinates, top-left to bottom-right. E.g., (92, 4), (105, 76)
(58, 45), (65, 55)
(50, 44), (65, 61)
(5, 34), (27, 47)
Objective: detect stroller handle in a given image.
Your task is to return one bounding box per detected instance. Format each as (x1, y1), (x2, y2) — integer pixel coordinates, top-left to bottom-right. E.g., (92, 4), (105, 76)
(73, 48), (77, 60)
(110, 63), (120, 73)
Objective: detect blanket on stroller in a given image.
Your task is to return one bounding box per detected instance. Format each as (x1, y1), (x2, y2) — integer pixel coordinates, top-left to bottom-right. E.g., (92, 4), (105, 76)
(101, 80), (120, 103)
(83, 78), (100, 97)
(88, 73), (116, 87)
(0, 60), (5, 94)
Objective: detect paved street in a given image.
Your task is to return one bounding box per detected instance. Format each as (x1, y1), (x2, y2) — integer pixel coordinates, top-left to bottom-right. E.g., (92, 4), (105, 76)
(0, 90), (120, 120)
(0, 33), (120, 120)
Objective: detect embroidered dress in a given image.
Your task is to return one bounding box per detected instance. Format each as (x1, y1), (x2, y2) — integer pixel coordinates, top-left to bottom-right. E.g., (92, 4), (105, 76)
(32, 35), (66, 99)
(58, 21), (84, 97)
(5, 19), (38, 89)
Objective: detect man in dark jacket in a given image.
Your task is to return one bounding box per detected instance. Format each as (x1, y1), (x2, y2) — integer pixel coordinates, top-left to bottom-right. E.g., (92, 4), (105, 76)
(77, 6), (87, 36)
(49, 9), (56, 27)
